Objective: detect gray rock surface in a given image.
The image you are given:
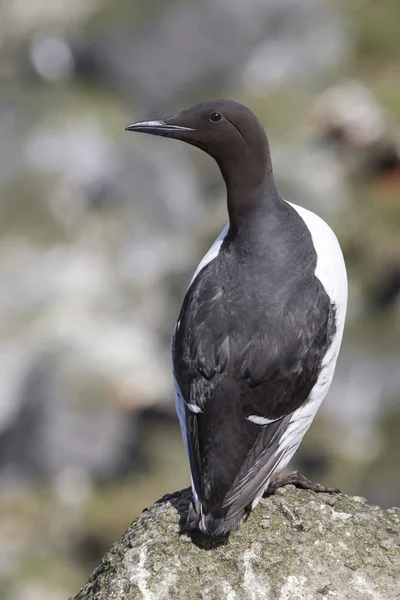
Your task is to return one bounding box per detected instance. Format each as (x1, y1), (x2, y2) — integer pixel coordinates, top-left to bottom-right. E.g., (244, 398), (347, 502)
(72, 486), (400, 600)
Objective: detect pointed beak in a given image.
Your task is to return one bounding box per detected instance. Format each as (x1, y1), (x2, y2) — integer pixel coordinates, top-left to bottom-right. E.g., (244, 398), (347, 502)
(124, 119), (196, 137)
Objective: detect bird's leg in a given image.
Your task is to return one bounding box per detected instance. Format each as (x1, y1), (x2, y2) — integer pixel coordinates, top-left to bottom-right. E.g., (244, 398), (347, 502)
(266, 471), (340, 495)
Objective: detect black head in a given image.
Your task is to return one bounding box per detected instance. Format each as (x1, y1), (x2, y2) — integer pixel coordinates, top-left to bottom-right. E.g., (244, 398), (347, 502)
(125, 100), (278, 227)
(125, 100), (270, 167)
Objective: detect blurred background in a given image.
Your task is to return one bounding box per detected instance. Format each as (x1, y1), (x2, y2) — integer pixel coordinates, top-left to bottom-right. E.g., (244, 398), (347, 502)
(0, 0), (399, 597)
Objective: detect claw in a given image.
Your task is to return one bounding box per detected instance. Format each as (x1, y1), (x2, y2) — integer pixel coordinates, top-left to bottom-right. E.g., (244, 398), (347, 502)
(266, 471), (341, 496)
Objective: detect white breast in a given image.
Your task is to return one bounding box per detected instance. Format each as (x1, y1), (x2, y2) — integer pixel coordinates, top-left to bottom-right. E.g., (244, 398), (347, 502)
(250, 202), (348, 509)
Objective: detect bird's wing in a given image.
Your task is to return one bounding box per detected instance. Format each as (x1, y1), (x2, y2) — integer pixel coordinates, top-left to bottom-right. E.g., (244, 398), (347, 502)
(172, 225), (229, 500)
(221, 414), (293, 518)
(173, 258), (336, 518)
(172, 327), (209, 502)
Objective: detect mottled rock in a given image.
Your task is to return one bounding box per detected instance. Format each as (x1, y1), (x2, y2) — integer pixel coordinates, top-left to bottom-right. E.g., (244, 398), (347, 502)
(72, 486), (400, 599)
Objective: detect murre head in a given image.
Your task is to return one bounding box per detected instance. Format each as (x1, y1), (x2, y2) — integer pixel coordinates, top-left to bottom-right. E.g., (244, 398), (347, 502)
(125, 100), (279, 227)
(126, 100), (264, 156)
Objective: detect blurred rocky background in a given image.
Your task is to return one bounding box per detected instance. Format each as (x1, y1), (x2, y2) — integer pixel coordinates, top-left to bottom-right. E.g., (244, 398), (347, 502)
(0, 0), (399, 598)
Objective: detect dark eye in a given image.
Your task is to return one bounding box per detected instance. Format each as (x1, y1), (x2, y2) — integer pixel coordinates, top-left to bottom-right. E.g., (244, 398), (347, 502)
(209, 111), (222, 123)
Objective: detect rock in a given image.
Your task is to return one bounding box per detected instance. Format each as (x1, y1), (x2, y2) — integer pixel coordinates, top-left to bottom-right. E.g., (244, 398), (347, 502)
(72, 486), (400, 600)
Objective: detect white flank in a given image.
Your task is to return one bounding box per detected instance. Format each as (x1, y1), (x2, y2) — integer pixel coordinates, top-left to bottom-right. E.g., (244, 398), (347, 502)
(247, 202), (347, 508)
(256, 201), (348, 494)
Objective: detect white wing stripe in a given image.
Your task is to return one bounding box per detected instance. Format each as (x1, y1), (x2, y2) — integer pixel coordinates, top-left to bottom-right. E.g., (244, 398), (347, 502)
(247, 415), (279, 426)
(186, 403), (202, 413)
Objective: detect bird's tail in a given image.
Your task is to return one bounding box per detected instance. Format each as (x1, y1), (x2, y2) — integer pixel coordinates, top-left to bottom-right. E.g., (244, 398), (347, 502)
(186, 499), (246, 536)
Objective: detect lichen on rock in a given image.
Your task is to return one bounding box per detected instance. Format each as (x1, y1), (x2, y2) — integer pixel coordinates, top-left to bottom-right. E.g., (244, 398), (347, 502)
(72, 486), (400, 600)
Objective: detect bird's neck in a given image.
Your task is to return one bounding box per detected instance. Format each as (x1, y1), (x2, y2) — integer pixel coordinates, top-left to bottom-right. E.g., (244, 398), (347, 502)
(217, 151), (280, 237)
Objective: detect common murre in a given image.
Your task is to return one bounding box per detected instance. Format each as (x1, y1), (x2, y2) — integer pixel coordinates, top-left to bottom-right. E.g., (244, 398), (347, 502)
(125, 100), (347, 536)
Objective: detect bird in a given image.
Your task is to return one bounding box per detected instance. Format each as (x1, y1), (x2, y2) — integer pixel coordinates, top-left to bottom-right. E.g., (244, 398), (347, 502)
(125, 100), (348, 536)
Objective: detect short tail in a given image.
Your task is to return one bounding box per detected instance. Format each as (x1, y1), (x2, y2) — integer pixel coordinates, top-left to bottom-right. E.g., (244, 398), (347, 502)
(186, 499), (247, 536)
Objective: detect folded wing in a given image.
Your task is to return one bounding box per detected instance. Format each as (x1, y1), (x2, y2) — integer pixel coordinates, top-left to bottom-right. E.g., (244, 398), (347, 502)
(173, 258), (336, 523)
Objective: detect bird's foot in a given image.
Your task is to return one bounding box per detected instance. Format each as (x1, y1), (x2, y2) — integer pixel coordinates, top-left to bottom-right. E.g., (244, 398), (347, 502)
(266, 471), (340, 495)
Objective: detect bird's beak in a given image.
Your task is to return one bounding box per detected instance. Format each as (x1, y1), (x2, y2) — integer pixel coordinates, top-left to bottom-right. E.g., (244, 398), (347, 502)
(124, 119), (196, 138)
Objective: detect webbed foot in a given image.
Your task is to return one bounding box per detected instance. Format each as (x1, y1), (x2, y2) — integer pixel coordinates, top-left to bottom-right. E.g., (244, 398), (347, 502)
(266, 471), (340, 495)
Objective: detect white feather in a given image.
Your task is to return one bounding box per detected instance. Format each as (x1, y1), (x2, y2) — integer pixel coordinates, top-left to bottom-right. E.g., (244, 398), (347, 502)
(186, 403), (202, 413)
(247, 415), (278, 426)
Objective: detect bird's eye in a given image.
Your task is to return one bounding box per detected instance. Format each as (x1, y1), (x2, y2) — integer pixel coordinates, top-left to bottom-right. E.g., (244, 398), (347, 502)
(209, 112), (222, 123)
